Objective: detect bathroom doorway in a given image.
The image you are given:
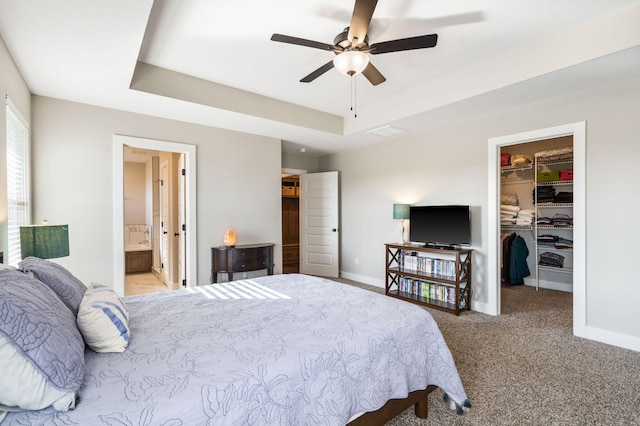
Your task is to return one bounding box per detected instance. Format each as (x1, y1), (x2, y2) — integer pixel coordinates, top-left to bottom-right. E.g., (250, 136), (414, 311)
(124, 146), (180, 295)
(113, 135), (197, 297)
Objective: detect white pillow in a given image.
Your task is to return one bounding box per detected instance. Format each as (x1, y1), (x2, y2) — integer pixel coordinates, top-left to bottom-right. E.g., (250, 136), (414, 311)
(77, 283), (130, 353)
(0, 336), (76, 412)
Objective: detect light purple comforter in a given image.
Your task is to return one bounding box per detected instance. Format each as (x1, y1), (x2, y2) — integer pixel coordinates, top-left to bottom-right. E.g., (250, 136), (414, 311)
(4, 274), (468, 425)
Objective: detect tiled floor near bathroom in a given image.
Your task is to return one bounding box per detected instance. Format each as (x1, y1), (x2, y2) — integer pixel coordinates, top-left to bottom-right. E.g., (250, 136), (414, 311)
(124, 272), (170, 296)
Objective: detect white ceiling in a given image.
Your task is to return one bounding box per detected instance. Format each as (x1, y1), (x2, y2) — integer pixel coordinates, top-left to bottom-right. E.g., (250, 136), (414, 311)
(1, 0), (639, 157)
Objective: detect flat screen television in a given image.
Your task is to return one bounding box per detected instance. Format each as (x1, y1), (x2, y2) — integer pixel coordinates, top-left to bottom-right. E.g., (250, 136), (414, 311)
(409, 205), (471, 248)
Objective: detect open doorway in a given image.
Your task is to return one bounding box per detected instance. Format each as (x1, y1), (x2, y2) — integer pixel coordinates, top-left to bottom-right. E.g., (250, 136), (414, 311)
(487, 122), (586, 339)
(123, 148), (184, 295)
(113, 135), (197, 297)
(280, 168), (340, 278)
(499, 136), (573, 310)
(281, 168), (305, 274)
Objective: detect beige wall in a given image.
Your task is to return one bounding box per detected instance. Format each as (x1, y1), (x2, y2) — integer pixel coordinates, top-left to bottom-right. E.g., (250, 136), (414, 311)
(3, 33), (638, 348)
(124, 162), (146, 225)
(31, 96), (282, 287)
(320, 76), (640, 345)
(0, 35), (31, 259)
(282, 151), (321, 173)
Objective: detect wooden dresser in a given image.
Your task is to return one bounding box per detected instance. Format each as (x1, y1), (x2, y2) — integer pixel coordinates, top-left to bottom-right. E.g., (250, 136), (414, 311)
(210, 243), (275, 283)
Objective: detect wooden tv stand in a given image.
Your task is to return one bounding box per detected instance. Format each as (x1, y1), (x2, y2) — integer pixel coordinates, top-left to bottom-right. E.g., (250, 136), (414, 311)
(385, 243), (472, 315)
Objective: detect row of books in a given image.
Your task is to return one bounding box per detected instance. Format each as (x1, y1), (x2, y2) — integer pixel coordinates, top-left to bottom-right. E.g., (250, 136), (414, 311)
(399, 277), (461, 306)
(400, 251), (457, 277)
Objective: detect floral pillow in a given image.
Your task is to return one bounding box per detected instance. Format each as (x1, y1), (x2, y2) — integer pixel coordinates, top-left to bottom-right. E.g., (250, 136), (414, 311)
(19, 257), (87, 316)
(0, 269), (85, 414)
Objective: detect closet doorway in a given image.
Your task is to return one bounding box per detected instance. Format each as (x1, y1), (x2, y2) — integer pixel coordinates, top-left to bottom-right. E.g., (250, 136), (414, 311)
(500, 136), (573, 292)
(487, 122), (586, 339)
(281, 168), (305, 274)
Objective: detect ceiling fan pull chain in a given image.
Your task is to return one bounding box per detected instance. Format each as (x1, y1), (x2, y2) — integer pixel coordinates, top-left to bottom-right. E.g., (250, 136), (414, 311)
(354, 75), (358, 118)
(350, 76), (354, 113)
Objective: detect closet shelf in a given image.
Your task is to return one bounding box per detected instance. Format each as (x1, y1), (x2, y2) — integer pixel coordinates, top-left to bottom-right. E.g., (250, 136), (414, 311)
(501, 225), (533, 231)
(537, 265), (573, 274)
(536, 203), (573, 208)
(536, 246), (572, 252)
(535, 153), (574, 291)
(536, 158), (573, 167)
(536, 224), (573, 230)
(537, 180), (573, 186)
(501, 163), (533, 173)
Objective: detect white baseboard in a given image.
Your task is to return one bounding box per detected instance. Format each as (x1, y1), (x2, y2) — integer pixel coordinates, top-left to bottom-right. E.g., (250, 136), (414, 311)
(471, 300), (496, 316)
(584, 326), (640, 352)
(339, 271), (385, 289)
(523, 277), (573, 292)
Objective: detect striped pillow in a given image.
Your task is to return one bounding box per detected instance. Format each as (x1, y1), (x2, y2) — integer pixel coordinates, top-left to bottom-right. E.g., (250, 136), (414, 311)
(77, 283), (130, 353)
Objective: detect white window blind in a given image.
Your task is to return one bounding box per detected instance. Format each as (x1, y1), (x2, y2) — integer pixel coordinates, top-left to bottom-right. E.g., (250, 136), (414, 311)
(6, 96), (31, 266)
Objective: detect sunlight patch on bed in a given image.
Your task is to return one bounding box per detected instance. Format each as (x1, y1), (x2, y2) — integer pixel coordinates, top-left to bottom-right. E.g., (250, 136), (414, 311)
(186, 280), (291, 300)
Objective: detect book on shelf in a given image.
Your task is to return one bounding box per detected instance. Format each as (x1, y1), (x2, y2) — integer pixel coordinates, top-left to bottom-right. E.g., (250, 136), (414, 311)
(399, 277), (457, 305)
(400, 251), (456, 277)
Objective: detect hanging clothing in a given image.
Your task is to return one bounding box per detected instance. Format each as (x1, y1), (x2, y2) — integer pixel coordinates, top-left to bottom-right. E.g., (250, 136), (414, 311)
(501, 233), (516, 285)
(502, 233), (531, 286)
(509, 235), (531, 285)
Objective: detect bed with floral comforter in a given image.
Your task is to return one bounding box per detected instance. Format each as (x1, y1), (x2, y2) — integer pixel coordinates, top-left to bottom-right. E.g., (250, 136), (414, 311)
(3, 273), (468, 425)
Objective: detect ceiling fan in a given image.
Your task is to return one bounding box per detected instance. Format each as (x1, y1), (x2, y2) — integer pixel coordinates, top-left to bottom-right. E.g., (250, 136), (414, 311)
(270, 0), (438, 86)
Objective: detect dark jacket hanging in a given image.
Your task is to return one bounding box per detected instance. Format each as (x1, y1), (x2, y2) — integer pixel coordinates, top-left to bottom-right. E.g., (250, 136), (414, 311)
(501, 233), (516, 286)
(509, 235), (531, 285)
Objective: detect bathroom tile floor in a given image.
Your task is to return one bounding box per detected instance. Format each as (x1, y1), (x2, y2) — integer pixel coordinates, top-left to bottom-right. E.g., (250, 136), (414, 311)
(124, 272), (170, 296)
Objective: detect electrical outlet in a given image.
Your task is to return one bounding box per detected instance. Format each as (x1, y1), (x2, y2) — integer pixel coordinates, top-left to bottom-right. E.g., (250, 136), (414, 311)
(354, 257), (359, 266)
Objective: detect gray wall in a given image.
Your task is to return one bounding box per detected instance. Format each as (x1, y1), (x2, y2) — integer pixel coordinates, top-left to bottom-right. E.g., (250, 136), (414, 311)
(282, 151), (320, 173)
(2, 32), (638, 349)
(320, 77), (640, 346)
(31, 96), (282, 287)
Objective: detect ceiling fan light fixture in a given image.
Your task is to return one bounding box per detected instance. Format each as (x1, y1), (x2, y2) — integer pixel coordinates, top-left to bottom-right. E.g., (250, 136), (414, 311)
(333, 50), (369, 76)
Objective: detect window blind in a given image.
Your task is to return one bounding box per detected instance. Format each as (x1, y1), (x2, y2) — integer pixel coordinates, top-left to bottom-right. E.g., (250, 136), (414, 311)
(6, 96), (31, 266)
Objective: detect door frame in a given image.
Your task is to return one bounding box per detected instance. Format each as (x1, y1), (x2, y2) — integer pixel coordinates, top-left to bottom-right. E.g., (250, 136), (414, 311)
(113, 135), (197, 296)
(178, 154), (187, 287)
(487, 122), (586, 339)
(159, 159), (170, 286)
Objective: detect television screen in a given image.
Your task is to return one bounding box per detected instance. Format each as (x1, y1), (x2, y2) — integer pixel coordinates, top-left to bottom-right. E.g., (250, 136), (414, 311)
(409, 205), (471, 247)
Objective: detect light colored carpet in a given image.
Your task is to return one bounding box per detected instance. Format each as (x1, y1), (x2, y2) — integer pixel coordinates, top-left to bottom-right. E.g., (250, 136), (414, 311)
(333, 278), (640, 425)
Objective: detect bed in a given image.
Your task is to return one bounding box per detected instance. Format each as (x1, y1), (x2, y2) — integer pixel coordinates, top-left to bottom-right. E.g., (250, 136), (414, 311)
(1, 265), (469, 425)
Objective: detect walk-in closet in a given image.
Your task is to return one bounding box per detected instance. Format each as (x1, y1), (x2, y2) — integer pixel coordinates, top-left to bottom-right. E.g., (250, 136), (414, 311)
(500, 136), (574, 297)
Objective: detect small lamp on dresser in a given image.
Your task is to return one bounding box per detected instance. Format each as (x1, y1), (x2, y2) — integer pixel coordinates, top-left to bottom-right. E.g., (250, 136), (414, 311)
(393, 203), (410, 244)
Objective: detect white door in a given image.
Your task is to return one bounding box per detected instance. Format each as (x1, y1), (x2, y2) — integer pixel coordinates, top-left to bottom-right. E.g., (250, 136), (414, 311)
(300, 171), (339, 277)
(160, 160), (170, 285)
(178, 154), (186, 288)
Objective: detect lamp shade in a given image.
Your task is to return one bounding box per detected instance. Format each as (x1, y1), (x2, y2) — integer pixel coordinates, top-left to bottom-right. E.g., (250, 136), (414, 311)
(333, 51), (370, 76)
(20, 224), (69, 259)
(393, 204), (410, 220)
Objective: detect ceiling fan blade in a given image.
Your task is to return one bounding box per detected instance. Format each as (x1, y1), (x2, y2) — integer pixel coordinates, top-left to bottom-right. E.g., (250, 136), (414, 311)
(362, 62), (386, 86)
(370, 34), (438, 54)
(300, 61), (335, 83)
(271, 34), (336, 51)
(347, 0), (378, 46)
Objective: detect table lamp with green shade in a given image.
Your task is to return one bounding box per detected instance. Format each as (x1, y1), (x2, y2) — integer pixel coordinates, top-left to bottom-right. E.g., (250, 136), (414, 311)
(19, 222), (69, 259)
(393, 203), (410, 244)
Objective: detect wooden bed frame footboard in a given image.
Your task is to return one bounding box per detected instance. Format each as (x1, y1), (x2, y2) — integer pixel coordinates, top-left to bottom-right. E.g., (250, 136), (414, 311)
(347, 385), (438, 426)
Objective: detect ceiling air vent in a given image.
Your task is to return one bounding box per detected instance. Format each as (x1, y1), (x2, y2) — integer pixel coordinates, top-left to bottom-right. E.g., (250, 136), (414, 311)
(367, 125), (406, 137)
